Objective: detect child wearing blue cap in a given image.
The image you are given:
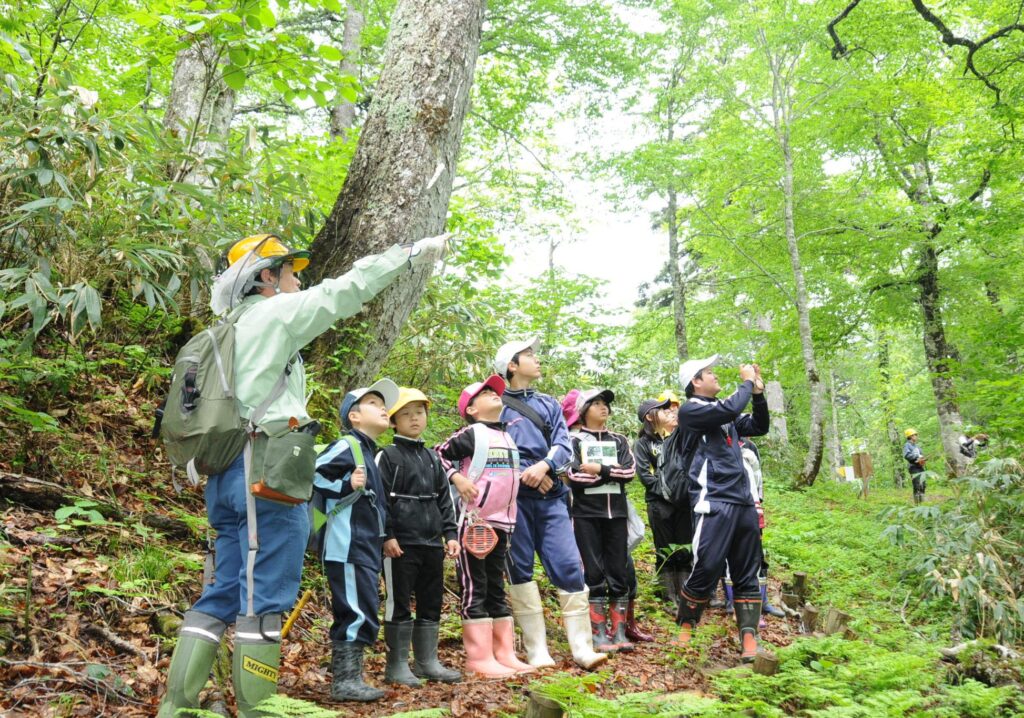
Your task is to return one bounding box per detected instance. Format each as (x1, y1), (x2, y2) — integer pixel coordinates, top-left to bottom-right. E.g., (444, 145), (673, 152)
(311, 378), (399, 703)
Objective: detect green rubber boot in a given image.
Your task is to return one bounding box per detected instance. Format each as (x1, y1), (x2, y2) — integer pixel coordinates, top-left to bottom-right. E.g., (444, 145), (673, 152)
(157, 611), (227, 718)
(232, 614), (282, 717)
(383, 621), (422, 686)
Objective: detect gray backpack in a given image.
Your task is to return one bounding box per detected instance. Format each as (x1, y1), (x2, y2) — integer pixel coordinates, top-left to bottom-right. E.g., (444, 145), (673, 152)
(159, 305), (289, 480)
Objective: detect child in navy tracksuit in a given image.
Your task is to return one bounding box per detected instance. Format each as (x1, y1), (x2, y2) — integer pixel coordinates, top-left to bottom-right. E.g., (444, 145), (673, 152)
(312, 379), (398, 703)
(495, 337), (606, 670)
(674, 357), (769, 662)
(566, 389), (637, 654)
(436, 375), (532, 677)
(377, 388), (461, 686)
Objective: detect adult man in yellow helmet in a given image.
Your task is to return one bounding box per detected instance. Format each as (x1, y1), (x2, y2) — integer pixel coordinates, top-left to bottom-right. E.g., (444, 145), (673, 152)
(902, 428), (927, 505)
(158, 233), (447, 717)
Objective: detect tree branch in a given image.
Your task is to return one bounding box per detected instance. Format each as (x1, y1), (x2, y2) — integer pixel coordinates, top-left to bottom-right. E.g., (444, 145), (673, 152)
(827, 0), (865, 59)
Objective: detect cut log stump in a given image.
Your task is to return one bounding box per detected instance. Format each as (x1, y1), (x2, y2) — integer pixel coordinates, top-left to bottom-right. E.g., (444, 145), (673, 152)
(526, 693), (564, 718)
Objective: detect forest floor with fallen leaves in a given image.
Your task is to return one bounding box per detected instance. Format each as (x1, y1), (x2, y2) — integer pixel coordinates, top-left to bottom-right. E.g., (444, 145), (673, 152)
(0, 490), (798, 718)
(0, 375), (799, 717)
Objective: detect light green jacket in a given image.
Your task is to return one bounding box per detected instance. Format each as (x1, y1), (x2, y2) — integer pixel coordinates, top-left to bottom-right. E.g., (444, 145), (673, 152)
(232, 244), (409, 436)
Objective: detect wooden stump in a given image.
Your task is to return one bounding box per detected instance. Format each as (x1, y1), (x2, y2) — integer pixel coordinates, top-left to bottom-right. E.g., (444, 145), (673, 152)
(792, 572), (808, 603)
(526, 693), (564, 718)
(752, 649), (779, 676)
(800, 604), (819, 634)
(823, 607), (851, 635)
(781, 592), (802, 611)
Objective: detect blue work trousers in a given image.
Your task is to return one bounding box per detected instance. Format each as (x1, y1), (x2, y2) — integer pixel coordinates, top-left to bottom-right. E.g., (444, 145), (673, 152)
(192, 452), (310, 624)
(506, 493), (585, 591)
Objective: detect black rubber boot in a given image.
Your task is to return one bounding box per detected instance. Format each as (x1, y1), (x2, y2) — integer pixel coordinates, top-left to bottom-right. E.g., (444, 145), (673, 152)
(672, 589), (709, 646)
(411, 621), (461, 683)
(734, 592), (762, 663)
(330, 641), (384, 702)
(384, 622), (422, 686)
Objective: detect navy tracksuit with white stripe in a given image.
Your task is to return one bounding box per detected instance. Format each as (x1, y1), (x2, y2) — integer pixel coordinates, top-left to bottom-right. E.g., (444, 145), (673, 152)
(313, 429), (388, 645)
(677, 381), (769, 614)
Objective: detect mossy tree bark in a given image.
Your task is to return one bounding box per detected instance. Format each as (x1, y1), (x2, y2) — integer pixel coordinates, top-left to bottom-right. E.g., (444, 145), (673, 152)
(307, 0), (487, 391)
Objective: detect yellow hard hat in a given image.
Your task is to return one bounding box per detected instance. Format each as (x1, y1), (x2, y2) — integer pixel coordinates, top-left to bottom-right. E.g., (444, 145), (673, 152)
(904, 428), (918, 438)
(389, 387), (431, 417)
(227, 234), (310, 272)
(657, 390), (680, 406)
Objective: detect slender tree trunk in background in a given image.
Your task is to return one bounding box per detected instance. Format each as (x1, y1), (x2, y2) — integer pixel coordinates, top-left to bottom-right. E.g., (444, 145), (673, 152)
(828, 368), (842, 479)
(330, 0), (365, 140)
(666, 188), (688, 361)
(663, 69), (688, 362)
(163, 35), (236, 185)
(762, 35), (824, 486)
(307, 0), (487, 390)
(780, 129), (825, 485)
(877, 329), (905, 487)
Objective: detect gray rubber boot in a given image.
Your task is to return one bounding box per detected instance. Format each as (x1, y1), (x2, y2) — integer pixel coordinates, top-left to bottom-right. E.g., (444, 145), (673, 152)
(411, 621), (461, 683)
(383, 621), (422, 686)
(233, 614), (282, 718)
(158, 611), (227, 718)
(330, 641), (384, 702)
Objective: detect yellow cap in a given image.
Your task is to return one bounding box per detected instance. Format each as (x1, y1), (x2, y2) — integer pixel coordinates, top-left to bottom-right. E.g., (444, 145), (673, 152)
(389, 387), (431, 417)
(657, 390), (680, 406)
(227, 234), (310, 272)
(904, 428), (918, 438)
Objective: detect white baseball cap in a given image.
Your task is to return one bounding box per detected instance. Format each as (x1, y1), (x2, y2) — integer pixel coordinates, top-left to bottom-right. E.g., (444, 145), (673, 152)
(493, 336), (541, 375)
(678, 355), (719, 392)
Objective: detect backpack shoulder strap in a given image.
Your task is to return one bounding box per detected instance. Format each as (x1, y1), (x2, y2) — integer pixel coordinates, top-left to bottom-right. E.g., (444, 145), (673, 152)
(501, 394), (552, 445)
(467, 423), (490, 481)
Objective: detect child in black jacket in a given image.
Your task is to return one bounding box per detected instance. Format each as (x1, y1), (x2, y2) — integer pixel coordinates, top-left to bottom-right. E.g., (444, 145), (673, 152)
(567, 389), (637, 653)
(377, 388), (461, 686)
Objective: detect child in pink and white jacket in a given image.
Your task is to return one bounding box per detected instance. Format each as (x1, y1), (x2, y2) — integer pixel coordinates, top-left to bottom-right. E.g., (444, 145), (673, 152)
(436, 375), (532, 678)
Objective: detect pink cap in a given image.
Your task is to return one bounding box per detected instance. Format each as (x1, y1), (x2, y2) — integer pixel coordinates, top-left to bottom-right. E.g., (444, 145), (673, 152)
(458, 374), (507, 419)
(561, 389), (582, 428)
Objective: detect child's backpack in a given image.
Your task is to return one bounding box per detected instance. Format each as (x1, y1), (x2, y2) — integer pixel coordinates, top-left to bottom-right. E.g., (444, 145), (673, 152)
(157, 305), (290, 482)
(308, 435), (365, 558)
(661, 426), (701, 507)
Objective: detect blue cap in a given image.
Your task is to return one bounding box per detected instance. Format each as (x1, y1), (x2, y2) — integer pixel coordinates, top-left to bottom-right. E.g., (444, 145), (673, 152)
(338, 378), (400, 429)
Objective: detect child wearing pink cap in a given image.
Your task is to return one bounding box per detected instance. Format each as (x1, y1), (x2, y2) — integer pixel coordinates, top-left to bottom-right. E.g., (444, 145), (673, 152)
(435, 376), (532, 677)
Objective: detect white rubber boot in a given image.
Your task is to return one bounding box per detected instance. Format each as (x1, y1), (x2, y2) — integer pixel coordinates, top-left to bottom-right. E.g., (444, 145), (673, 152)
(558, 589), (608, 670)
(507, 581), (556, 668)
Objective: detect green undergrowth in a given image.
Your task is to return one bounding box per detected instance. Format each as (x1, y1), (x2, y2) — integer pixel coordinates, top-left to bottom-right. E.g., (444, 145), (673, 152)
(763, 478), (956, 647)
(527, 479), (1023, 717)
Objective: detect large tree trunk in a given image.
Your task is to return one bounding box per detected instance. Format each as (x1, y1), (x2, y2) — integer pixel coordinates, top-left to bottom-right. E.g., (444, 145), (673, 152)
(902, 157), (967, 475)
(329, 0), (365, 140)
(163, 35), (236, 185)
(873, 136), (970, 476)
(307, 0), (487, 390)
(916, 240), (967, 475)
